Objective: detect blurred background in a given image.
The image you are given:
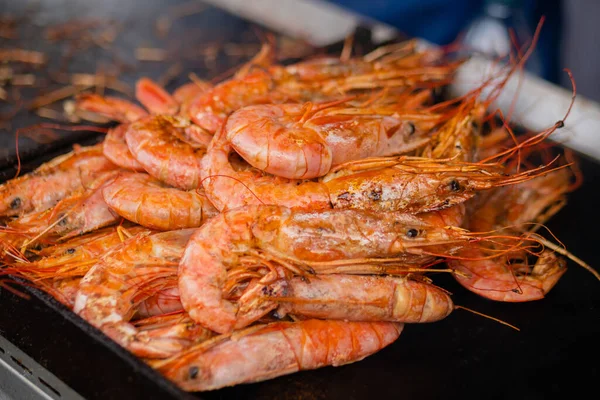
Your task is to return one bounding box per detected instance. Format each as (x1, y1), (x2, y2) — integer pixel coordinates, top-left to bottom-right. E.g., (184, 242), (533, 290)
(329, 0), (600, 102)
(1, 0), (598, 166)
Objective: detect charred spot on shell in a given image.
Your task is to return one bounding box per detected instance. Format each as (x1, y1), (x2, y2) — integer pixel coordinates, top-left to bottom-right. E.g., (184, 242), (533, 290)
(470, 120), (481, 131)
(368, 188), (382, 201)
(9, 197), (21, 210)
(406, 228), (419, 238)
(261, 286), (275, 297)
(189, 366), (199, 379)
(449, 180), (461, 192)
(337, 192), (352, 202)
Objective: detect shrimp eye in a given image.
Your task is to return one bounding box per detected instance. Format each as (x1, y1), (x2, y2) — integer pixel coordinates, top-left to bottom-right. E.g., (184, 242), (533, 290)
(406, 122), (416, 136)
(9, 197), (21, 209)
(57, 214), (68, 226)
(189, 366), (199, 379)
(449, 180), (460, 192)
(66, 248), (76, 254)
(406, 228), (419, 238)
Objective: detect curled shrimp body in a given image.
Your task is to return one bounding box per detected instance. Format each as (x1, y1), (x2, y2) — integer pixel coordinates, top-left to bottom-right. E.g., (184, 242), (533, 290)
(125, 115), (208, 190)
(200, 129), (331, 211)
(155, 319), (402, 392)
(0, 144), (117, 218)
(103, 124), (145, 171)
(74, 229), (201, 358)
(178, 205), (472, 334)
(102, 172), (218, 230)
(226, 102), (434, 179)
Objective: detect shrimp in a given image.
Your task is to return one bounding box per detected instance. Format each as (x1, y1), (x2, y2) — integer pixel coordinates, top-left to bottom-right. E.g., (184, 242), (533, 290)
(188, 42), (459, 134)
(260, 275), (454, 324)
(1, 225), (148, 306)
(102, 172), (218, 230)
(178, 205), (473, 333)
(125, 115), (208, 190)
(225, 100), (438, 179)
(135, 77), (179, 115)
(1, 172), (122, 255)
(75, 93), (148, 123)
(320, 156), (545, 213)
(0, 144), (117, 218)
(200, 128), (331, 211)
(449, 167), (576, 302)
(155, 319), (402, 392)
(75, 77), (175, 123)
(202, 125), (553, 213)
(74, 229), (202, 358)
(103, 124), (145, 171)
(77, 79), (213, 185)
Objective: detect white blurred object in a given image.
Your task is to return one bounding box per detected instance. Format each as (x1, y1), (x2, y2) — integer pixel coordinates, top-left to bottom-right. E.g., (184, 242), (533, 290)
(200, 0), (398, 46)
(461, 0), (542, 76)
(450, 55), (600, 162)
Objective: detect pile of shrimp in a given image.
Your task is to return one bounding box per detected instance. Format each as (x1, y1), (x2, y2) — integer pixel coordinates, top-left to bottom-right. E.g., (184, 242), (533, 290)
(0, 39), (590, 392)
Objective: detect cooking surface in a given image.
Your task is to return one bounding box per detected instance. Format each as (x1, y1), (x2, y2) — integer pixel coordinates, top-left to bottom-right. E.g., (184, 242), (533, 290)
(0, 1), (599, 399)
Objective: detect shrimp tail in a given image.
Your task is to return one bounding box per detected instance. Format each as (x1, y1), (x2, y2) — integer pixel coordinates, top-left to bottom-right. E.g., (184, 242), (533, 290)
(450, 247), (567, 302)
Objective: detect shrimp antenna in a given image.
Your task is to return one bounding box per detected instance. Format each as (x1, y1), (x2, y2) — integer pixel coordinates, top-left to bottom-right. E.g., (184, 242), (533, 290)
(35, 123), (109, 133)
(340, 32), (355, 62)
(528, 234), (600, 282)
(0, 279), (31, 300)
(13, 128), (22, 179)
(454, 305), (520, 331)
